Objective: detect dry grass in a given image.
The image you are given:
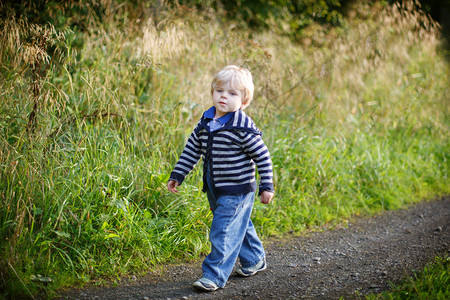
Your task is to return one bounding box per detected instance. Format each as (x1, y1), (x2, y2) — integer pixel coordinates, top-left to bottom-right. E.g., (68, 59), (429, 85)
(103, 0), (446, 132)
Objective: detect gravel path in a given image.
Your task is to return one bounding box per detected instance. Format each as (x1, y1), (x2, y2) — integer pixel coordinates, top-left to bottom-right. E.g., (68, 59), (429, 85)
(58, 197), (449, 299)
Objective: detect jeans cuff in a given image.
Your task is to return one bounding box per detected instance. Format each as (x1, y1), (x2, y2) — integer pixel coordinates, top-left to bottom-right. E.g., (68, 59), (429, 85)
(202, 272), (226, 288)
(241, 254), (265, 268)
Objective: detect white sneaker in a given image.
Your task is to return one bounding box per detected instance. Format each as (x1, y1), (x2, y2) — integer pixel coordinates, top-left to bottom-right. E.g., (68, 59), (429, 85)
(192, 277), (219, 292)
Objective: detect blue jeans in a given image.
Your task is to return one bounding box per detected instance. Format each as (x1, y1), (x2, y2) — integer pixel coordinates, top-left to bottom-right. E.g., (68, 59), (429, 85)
(202, 168), (265, 287)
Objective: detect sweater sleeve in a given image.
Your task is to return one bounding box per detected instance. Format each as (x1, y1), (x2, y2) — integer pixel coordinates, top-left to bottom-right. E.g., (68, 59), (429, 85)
(169, 127), (203, 185)
(241, 131), (274, 195)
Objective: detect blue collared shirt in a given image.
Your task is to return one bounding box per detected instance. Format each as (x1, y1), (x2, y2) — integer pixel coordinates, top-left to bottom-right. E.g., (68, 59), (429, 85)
(204, 106), (233, 132)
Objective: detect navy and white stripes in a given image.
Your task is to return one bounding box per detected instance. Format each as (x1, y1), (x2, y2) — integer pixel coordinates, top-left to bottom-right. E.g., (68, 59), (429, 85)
(170, 109), (274, 196)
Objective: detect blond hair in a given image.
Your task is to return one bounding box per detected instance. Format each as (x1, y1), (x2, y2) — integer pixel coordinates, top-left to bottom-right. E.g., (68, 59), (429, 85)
(211, 65), (254, 109)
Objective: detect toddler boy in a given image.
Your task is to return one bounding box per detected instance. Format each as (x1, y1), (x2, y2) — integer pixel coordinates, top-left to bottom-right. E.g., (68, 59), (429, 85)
(167, 65), (274, 291)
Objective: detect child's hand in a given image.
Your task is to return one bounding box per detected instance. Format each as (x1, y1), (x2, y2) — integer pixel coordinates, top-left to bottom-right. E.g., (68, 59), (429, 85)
(167, 180), (179, 193)
(260, 191), (274, 204)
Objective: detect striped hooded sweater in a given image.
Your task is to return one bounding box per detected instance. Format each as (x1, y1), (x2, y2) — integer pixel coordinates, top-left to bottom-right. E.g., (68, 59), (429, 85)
(169, 109), (274, 196)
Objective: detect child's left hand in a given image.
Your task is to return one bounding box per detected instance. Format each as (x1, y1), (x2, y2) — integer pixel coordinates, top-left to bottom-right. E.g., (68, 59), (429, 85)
(260, 191), (274, 204)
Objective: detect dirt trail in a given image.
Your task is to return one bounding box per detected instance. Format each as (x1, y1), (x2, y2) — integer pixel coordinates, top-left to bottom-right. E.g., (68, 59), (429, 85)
(59, 197), (449, 299)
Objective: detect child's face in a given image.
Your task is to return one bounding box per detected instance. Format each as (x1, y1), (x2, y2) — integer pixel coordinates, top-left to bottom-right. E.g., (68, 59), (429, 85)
(212, 83), (243, 118)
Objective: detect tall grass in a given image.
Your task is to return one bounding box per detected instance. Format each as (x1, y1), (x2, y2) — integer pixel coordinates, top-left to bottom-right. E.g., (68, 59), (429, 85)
(0, 0), (448, 297)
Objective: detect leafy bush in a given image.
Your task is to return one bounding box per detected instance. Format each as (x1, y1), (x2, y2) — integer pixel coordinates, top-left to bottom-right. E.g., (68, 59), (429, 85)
(173, 0), (344, 38)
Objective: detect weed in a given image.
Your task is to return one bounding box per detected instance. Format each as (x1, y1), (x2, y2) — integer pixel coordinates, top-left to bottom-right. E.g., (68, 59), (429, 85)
(366, 256), (450, 299)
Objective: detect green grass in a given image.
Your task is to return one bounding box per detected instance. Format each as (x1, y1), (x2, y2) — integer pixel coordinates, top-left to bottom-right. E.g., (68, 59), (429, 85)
(366, 256), (450, 299)
(0, 0), (449, 297)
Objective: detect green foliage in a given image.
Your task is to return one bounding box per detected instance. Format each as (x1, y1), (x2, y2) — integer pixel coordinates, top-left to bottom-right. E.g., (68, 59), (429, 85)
(0, 0), (448, 297)
(366, 256), (450, 299)
(173, 0), (344, 38)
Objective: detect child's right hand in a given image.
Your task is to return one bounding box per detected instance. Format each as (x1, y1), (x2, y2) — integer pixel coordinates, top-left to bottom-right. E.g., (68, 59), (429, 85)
(167, 180), (179, 193)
